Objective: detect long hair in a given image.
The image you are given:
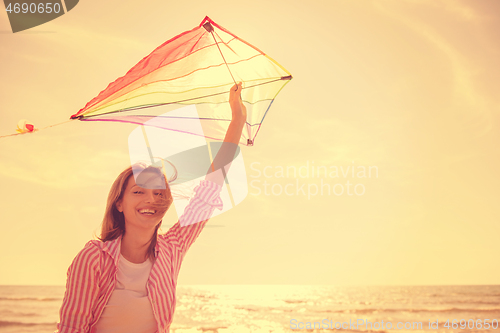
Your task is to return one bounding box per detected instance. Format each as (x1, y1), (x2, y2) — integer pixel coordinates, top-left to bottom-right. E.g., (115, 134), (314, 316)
(98, 163), (175, 260)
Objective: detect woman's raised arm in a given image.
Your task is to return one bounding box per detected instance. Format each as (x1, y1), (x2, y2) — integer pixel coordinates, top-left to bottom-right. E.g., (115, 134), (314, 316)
(205, 82), (247, 187)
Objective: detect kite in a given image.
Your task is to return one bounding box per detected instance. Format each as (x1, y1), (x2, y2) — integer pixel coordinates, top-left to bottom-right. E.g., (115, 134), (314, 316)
(1, 17), (292, 144)
(69, 16), (292, 146)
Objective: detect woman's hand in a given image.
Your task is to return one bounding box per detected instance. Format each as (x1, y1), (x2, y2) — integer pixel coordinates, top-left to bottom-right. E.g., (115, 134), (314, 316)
(229, 82), (247, 125)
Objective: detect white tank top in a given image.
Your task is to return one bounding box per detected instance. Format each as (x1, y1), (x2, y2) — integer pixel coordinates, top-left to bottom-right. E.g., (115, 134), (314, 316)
(94, 254), (157, 333)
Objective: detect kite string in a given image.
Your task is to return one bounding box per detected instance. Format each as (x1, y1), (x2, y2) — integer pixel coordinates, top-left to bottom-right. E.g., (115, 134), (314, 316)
(0, 119), (74, 139)
(209, 30), (237, 87)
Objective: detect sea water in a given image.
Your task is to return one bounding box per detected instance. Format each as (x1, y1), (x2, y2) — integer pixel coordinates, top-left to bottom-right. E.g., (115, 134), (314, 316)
(0, 285), (499, 333)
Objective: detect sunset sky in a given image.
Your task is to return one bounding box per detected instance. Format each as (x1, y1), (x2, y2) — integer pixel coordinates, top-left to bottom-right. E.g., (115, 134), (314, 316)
(0, 0), (499, 286)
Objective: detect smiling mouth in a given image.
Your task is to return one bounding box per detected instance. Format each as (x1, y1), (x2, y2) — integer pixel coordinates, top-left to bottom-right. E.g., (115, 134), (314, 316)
(138, 209), (157, 215)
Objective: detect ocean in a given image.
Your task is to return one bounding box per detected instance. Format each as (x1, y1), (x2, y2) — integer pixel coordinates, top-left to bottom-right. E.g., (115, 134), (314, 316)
(0, 285), (498, 333)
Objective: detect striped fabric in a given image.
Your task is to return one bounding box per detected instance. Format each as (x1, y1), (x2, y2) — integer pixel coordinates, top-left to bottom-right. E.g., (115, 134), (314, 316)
(56, 180), (223, 333)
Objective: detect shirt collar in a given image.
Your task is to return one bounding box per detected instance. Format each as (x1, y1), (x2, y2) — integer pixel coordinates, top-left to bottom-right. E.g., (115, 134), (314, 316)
(100, 235), (122, 267)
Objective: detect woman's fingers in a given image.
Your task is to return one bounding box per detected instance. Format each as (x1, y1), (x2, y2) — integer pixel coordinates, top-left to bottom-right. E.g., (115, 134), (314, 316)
(232, 82), (242, 91)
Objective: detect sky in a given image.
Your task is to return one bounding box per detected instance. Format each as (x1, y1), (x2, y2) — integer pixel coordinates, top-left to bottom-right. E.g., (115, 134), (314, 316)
(0, 0), (499, 286)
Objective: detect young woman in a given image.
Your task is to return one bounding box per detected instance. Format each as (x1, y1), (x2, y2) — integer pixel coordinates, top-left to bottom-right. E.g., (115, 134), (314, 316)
(56, 83), (247, 333)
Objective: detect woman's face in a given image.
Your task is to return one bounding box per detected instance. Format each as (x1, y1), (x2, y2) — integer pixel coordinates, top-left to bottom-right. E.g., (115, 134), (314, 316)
(116, 171), (169, 232)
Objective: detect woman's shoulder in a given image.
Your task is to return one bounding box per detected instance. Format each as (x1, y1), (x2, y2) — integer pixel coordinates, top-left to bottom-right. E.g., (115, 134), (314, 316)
(68, 239), (120, 274)
(73, 238), (119, 262)
(73, 240), (104, 260)
(157, 230), (180, 252)
(157, 232), (171, 245)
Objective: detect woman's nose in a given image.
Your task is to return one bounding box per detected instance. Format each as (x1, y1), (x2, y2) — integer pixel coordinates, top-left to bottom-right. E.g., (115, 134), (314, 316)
(145, 190), (156, 202)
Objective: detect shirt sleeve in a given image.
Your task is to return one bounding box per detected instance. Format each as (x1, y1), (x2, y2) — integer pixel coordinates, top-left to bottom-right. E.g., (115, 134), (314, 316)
(55, 242), (101, 333)
(163, 180), (223, 256)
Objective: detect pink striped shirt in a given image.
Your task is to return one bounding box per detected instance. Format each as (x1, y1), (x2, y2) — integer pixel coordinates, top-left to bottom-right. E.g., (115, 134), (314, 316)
(56, 180), (223, 333)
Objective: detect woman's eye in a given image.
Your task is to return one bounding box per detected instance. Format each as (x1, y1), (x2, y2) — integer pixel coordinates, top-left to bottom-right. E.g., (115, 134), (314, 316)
(134, 191), (143, 194)
(155, 192), (163, 196)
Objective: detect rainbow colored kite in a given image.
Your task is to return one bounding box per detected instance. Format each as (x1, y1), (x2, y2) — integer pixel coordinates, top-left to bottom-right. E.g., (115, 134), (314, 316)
(70, 16), (292, 146)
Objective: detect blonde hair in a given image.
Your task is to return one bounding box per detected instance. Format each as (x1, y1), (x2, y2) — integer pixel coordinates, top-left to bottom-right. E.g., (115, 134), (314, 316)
(98, 163), (175, 260)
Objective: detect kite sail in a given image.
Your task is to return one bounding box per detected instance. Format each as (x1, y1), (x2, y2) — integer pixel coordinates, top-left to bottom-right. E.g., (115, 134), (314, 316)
(70, 16), (292, 146)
